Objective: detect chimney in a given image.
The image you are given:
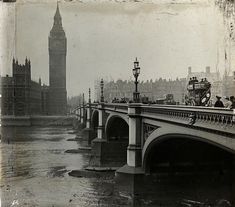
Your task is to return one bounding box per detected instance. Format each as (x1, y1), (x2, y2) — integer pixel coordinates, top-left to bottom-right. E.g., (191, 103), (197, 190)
(206, 66), (210, 74)
(188, 66), (192, 75)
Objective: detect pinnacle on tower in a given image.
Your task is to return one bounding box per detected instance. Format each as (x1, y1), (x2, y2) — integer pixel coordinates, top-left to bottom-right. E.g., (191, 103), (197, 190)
(54, 1), (62, 24)
(39, 77), (42, 85)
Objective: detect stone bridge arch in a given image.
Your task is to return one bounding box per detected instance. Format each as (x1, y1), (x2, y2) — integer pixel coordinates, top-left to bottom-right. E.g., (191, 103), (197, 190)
(99, 114), (129, 166)
(142, 125), (235, 172)
(105, 114), (129, 141)
(141, 125), (235, 203)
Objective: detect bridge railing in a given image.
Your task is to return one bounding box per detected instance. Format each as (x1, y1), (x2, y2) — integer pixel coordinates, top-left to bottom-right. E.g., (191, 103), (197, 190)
(141, 104), (234, 134)
(103, 103), (128, 112)
(90, 103), (128, 112)
(90, 103), (99, 108)
(80, 102), (234, 128)
(141, 104), (234, 123)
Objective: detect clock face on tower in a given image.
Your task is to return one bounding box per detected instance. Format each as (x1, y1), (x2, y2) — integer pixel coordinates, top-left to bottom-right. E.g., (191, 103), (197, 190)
(50, 39), (65, 49)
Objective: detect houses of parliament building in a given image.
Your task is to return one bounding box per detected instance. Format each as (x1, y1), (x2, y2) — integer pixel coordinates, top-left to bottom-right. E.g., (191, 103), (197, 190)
(0, 4), (67, 116)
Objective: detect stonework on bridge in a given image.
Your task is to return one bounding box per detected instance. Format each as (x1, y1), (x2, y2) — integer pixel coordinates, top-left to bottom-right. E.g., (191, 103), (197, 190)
(73, 102), (235, 203)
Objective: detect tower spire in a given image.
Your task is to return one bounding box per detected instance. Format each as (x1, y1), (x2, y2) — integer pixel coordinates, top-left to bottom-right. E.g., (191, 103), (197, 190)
(50, 2), (65, 37)
(54, 1), (61, 22)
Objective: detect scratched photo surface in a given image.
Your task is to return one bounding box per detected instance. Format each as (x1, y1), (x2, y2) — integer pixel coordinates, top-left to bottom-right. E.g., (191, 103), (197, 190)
(0, 0), (235, 206)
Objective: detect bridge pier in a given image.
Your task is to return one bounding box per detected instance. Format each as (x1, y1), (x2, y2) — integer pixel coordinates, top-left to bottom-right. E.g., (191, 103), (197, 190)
(72, 108), (79, 129)
(89, 103), (130, 168)
(72, 102), (235, 205)
(75, 108), (80, 122)
(76, 106), (85, 130)
(89, 103), (109, 167)
(81, 103), (95, 145)
(115, 104), (145, 204)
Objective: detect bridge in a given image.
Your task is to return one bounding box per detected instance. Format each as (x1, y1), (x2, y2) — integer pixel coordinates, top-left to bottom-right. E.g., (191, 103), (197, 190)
(73, 102), (235, 204)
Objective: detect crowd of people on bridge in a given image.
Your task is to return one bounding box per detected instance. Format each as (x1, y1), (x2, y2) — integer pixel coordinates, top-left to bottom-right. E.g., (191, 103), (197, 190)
(214, 95), (235, 109)
(109, 95), (235, 109)
(97, 94), (235, 109)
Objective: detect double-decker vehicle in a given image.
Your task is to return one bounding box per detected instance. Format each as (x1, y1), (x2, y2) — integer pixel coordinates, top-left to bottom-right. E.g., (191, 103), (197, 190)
(185, 77), (211, 106)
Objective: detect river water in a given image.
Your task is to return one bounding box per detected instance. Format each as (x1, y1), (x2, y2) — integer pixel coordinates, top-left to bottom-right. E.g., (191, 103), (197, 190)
(0, 126), (129, 207)
(0, 126), (233, 207)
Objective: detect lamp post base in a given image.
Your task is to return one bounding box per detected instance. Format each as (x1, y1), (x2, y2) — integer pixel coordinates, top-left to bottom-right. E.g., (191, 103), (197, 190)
(133, 92), (140, 103)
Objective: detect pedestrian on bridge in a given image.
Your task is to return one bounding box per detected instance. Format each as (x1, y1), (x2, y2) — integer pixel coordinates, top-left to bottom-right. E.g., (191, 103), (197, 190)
(214, 96), (224, 108)
(230, 96), (235, 109)
(224, 97), (232, 109)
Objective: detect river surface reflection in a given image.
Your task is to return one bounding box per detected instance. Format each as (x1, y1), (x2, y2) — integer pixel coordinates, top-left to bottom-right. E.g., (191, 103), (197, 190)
(0, 126), (129, 207)
(0, 126), (232, 207)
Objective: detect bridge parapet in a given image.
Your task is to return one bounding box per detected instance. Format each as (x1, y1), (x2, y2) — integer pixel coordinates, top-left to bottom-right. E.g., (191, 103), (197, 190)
(103, 103), (128, 113)
(90, 103), (98, 108)
(77, 103), (235, 136)
(91, 103), (128, 114)
(141, 105), (235, 136)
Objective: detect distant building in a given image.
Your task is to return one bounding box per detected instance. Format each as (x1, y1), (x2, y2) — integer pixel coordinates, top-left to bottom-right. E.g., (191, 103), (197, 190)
(41, 84), (50, 115)
(67, 95), (84, 110)
(0, 58), (47, 116)
(48, 3), (67, 115)
(95, 66), (235, 104)
(95, 78), (186, 103)
(222, 71), (235, 97)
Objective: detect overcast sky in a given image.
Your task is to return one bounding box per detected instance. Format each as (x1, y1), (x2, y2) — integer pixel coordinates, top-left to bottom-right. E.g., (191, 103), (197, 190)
(1, 0), (232, 98)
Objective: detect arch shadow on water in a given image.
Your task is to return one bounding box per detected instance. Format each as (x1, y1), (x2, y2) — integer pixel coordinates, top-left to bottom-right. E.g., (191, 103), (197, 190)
(102, 115), (129, 166)
(140, 133), (235, 206)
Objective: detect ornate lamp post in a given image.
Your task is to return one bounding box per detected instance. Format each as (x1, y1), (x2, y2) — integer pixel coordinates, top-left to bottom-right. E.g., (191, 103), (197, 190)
(88, 88), (91, 104)
(100, 79), (104, 103)
(132, 57), (140, 103)
(86, 88), (91, 129)
(82, 93), (85, 106)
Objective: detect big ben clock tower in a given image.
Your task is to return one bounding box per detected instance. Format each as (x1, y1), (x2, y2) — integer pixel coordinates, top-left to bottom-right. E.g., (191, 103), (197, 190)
(48, 3), (67, 115)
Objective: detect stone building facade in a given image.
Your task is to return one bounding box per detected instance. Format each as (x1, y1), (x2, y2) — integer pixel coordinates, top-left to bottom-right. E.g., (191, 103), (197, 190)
(41, 85), (50, 115)
(1, 75), (14, 115)
(1, 4), (67, 116)
(0, 58), (44, 116)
